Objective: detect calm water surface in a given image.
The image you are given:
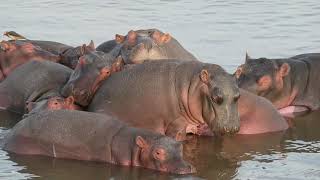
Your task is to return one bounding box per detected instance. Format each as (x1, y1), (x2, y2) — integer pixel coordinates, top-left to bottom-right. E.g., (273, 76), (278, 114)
(0, 0), (320, 179)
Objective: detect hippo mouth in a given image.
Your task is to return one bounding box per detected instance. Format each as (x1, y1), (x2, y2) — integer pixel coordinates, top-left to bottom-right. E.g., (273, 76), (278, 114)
(207, 97), (239, 135)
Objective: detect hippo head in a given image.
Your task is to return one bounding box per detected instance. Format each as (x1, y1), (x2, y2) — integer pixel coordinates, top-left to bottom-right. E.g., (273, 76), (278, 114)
(59, 40), (95, 69)
(0, 40), (35, 53)
(135, 135), (196, 174)
(115, 29), (172, 64)
(25, 96), (81, 114)
(61, 51), (123, 106)
(199, 64), (240, 135)
(234, 52), (290, 98)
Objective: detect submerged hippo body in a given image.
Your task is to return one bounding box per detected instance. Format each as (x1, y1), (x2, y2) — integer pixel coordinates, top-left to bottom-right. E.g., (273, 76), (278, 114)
(3, 110), (195, 174)
(89, 60), (240, 140)
(97, 29), (198, 64)
(237, 89), (288, 134)
(0, 61), (71, 114)
(0, 41), (60, 79)
(235, 53), (320, 117)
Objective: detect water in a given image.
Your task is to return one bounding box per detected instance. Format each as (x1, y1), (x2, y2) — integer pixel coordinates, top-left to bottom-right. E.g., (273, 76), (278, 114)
(0, 0), (320, 179)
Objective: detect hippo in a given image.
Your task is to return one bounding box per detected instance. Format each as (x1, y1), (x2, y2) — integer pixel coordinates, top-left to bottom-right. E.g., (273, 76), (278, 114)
(0, 40), (60, 80)
(96, 29), (198, 64)
(0, 51), (119, 114)
(191, 89), (288, 135)
(3, 110), (196, 174)
(0, 61), (71, 114)
(25, 96), (82, 116)
(61, 51), (124, 106)
(235, 52), (320, 117)
(88, 60), (240, 140)
(21, 40), (95, 69)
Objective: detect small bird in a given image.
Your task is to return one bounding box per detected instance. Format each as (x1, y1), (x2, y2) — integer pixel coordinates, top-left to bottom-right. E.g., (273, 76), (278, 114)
(3, 31), (27, 40)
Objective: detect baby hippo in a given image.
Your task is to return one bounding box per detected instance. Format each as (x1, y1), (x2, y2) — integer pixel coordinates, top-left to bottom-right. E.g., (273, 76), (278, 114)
(3, 110), (195, 174)
(25, 96), (82, 115)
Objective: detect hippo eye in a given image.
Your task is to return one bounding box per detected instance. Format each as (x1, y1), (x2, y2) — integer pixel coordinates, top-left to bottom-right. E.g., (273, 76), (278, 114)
(234, 93), (240, 102)
(212, 95), (223, 105)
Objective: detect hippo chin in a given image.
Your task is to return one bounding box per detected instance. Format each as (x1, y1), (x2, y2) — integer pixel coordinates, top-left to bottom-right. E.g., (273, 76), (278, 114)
(235, 52), (320, 117)
(88, 60), (240, 140)
(3, 110), (196, 175)
(97, 28), (198, 64)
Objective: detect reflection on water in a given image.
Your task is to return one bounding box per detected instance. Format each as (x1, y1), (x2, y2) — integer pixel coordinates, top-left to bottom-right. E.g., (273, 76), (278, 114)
(0, 0), (320, 179)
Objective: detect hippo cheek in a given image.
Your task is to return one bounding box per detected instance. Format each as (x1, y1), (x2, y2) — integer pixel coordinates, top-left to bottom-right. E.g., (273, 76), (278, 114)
(72, 88), (91, 106)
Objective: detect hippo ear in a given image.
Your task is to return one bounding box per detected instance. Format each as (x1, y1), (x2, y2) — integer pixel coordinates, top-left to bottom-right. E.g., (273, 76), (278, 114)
(115, 34), (125, 44)
(234, 66), (243, 79)
(257, 75), (272, 91)
(279, 63), (290, 77)
(245, 51), (251, 63)
(65, 96), (75, 105)
(200, 69), (210, 84)
(127, 30), (137, 44)
(80, 44), (87, 56)
(153, 148), (166, 161)
(112, 56), (125, 72)
(161, 33), (171, 43)
(136, 136), (148, 149)
(88, 40), (95, 50)
(0, 41), (10, 51)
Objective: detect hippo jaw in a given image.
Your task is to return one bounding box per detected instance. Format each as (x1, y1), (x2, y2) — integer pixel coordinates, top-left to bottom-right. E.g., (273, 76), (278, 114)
(201, 88), (240, 136)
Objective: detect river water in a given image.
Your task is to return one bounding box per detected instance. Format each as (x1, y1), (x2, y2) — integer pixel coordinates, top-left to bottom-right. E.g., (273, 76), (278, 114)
(0, 0), (320, 179)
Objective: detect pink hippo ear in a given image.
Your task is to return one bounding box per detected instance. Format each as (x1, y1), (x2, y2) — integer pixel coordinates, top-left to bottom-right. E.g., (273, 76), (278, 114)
(115, 34), (126, 44)
(200, 69), (210, 84)
(160, 33), (171, 44)
(0, 41), (10, 51)
(87, 40), (95, 50)
(234, 66), (243, 79)
(135, 136), (149, 149)
(65, 96), (75, 106)
(279, 63), (290, 77)
(153, 148), (166, 161)
(257, 75), (272, 91)
(127, 30), (137, 45)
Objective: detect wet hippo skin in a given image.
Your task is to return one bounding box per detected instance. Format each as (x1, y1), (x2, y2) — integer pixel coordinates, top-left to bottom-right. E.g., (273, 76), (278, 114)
(88, 60), (240, 140)
(3, 110), (196, 174)
(235, 53), (320, 117)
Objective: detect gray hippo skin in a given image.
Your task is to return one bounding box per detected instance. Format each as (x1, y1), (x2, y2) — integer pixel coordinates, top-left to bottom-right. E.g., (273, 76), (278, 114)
(88, 60), (240, 140)
(18, 40), (95, 69)
(61, 51), (124, 106)
(235, 53), (320, 117)
(3, 110), (196, 174)
(96, 29), (198, 64)
(0, 61), (71, 114)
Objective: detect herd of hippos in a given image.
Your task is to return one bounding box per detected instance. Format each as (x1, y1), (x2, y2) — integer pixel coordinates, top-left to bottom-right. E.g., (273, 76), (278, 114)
(0, 28), (319, 174)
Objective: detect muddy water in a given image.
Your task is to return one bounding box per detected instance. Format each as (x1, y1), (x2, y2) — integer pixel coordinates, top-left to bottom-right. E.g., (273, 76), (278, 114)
(0, 0), (320, 179)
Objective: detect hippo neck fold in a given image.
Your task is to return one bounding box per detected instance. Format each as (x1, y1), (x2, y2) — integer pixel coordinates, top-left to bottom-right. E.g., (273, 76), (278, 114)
(174, 62), (207, 126)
